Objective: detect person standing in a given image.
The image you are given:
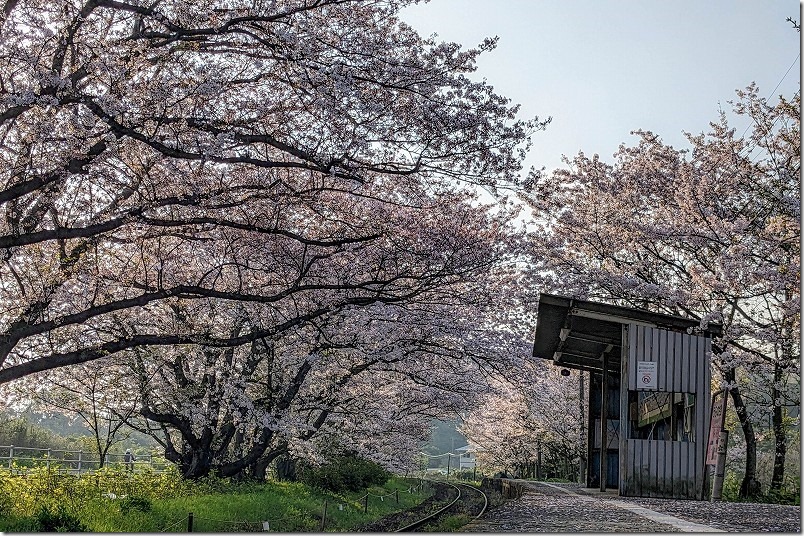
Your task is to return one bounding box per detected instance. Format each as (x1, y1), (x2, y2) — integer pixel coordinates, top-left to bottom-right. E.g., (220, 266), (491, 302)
(124, 449), (136, 472)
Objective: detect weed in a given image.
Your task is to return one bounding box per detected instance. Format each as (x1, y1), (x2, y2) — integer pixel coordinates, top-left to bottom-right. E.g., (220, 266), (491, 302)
(34, 504), (88, 532)
(119, 495), (152, 514)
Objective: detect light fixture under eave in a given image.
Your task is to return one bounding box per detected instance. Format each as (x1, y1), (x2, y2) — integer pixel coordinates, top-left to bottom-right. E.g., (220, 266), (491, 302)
(553, 351), (562, 362)
(559, 327), (571, 341)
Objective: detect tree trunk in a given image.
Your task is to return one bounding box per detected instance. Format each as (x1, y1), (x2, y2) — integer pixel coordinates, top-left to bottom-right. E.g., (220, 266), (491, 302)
(96, 438), (106, 469)
(181, 447), (214, 479)
(770, 363), (786, 491)
(725, 369), (762, 498)
(276, 456), (297, 481)
(249, 457), (272, 481)
(771, 297), (795, 492)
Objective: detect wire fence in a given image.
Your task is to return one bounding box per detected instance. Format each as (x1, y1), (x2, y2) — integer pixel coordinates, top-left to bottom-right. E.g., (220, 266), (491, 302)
(0, 444), (172, 475)
(173, 480), (431, 532)
(0, 446), (434, 532)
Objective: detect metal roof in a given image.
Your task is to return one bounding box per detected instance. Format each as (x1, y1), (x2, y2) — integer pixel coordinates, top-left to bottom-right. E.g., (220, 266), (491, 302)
(532, 293), (721, 374)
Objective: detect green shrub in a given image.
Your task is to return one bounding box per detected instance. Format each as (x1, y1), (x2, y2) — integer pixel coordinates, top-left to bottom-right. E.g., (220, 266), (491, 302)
(299, 455), (390, 492)
(760, 488), (800, 506)
(720, 472), (799, 505)
(721, 472), (741, 502)
(34, 504), (87, 532)
(119, 495), (152, 514)
(0, 471), (13, 516)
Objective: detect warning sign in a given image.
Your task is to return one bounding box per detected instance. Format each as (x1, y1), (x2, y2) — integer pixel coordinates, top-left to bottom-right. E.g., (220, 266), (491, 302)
(636, 361), (657, 389)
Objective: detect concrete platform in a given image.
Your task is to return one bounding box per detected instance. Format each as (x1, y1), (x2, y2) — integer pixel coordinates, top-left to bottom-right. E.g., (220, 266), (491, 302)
(461, 480), (800, 533)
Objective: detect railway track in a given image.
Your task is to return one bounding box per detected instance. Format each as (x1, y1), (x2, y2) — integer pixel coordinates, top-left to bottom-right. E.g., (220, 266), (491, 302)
(394, 481), (488, 532)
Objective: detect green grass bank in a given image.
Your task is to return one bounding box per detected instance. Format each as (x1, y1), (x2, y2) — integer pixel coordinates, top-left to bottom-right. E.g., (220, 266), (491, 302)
(0, 465), (433, 532)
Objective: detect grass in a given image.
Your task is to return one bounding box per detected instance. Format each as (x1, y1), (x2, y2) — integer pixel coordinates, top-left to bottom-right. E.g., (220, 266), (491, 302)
(0, 467), (432, 532)
(425, 513), (473, 532)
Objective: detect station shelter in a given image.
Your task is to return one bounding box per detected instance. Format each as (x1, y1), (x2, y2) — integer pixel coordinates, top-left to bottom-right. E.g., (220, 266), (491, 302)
(532, 293), (722, 500)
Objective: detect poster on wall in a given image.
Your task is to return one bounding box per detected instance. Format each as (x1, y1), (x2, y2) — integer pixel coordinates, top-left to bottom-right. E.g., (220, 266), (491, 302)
(636, 361), (657, 389)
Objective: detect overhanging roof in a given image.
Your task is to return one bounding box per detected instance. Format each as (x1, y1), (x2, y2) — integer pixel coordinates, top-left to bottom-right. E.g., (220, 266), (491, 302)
(532, 293), (722, 373)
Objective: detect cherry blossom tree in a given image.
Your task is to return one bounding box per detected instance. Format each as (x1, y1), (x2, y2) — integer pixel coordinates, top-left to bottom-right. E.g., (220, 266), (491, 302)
(0, 0), (547, 387)
(525, 86), (800, 496)
(459, 356), (584, 479)
(103, 186), (531, 479)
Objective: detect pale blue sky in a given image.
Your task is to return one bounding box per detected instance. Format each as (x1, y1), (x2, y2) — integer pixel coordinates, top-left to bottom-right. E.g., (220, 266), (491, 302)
(401, 0), (801, 175)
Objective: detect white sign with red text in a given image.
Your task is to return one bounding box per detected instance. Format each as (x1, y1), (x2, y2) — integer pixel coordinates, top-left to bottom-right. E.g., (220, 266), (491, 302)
(636, 361), (657, 389)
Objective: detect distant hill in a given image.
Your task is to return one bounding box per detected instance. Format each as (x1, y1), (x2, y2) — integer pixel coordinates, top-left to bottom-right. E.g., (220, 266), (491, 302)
(420, 418), (469, 469)
(0, 410), (157, 452)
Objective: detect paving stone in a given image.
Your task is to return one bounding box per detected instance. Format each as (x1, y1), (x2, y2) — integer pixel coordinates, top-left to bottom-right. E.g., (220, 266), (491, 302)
(462, 481), (801, 533)
(464, 482), (678, 532)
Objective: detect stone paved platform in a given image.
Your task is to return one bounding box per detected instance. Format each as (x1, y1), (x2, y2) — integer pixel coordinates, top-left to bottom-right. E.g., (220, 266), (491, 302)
(461, 481), (801, 533)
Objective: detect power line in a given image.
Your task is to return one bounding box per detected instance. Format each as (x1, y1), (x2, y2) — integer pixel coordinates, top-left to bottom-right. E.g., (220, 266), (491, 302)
(767, 53), (800, 101)
(738, 52), (800, 155)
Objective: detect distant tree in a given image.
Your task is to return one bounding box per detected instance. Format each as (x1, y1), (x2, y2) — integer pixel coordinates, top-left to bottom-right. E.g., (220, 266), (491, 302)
(460, 359), (583, 479)
(23, 359), (137, 468)
(0, 413), (62, 449)
(526, 86), (800, 496)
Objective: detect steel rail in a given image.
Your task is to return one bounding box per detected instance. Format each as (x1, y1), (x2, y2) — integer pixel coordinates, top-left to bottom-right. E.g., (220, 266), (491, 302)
(459, 482), (488, 519)
(395, 481), (487, 532)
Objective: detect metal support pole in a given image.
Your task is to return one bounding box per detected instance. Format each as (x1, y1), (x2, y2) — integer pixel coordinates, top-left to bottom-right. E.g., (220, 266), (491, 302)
(600, 355), (608, 492)
(187, 512), (193, 532)
(579, 370), (586, 484)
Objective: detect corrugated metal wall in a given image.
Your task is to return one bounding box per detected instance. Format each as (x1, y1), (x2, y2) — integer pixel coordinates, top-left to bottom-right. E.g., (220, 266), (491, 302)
(619, 324), (712, 499)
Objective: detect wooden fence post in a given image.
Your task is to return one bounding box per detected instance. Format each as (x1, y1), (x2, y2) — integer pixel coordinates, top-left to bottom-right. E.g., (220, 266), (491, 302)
(7, 445), (13, 469)
(395, 489), (399, 504)
(78, 451), (83, 474)
(46, 448), (51, 469)
(187, 512), (193, 532)
(320, 500), (328, 531)
(363, 494), (368, 513)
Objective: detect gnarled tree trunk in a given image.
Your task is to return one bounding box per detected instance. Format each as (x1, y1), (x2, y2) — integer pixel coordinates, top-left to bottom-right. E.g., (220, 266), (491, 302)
(725, 368), (761, 498)
(770, 363), (786, 491)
